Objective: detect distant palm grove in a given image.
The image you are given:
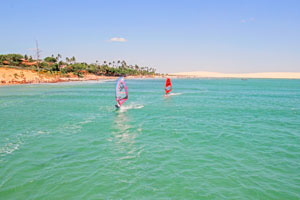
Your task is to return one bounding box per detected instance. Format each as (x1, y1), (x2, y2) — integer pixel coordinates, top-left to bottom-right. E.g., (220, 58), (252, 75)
(0, 54), (158, 77)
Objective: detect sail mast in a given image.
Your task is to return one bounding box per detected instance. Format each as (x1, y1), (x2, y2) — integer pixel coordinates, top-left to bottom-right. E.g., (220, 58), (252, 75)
(35, 40), (41, 71)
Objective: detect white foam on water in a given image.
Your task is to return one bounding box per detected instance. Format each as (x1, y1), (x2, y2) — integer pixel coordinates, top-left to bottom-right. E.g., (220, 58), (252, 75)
(0, 130), (50, 157)
(61, 123), (82, 135)
(79, 116), (96, 125)
(0, 130), (47, 157)
(0, 138), (22, 157)
(56, 115), (97, 135)
(118, 103), (144, 112)
(166, 93), (182, 96)
(36, 130), (51, 135)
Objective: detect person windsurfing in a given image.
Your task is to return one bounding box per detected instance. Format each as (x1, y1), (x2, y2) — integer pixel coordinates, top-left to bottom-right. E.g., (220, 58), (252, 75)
(165, 78), (172, 95)
(115, 77), (128, 108)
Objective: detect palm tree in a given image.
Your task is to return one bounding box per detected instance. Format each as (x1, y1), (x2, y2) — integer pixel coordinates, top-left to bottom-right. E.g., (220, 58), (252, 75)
(56, 54), (62, 62)
(121, 60), (127, 68)
(66, 57), (70, 64)
(71, 56), (76, 64)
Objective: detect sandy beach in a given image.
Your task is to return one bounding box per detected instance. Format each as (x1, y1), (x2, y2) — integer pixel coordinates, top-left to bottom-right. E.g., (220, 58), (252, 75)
(171, 71), (300, 79)
(2, 67), (300, 86)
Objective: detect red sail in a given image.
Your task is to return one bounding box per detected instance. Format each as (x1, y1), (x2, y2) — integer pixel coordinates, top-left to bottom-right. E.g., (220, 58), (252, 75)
(165, 78), (172, 94)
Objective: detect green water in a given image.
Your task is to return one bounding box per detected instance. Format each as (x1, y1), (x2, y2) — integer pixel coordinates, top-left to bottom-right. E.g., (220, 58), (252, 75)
(0, 79), (299, 199)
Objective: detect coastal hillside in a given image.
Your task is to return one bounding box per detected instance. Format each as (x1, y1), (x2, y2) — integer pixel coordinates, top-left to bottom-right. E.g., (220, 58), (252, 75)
(0, 68), (53, 84)
(0, 67), (112, 85)
(0, 53), (160, 85)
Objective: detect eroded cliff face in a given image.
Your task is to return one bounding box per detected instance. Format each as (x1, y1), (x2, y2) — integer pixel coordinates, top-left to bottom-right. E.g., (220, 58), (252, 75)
(0, 68), (60, 84)
(0, 68), (115, 85)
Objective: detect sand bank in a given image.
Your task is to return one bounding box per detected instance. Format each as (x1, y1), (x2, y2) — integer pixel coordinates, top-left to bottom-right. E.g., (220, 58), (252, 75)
(171, 71), (300, 79)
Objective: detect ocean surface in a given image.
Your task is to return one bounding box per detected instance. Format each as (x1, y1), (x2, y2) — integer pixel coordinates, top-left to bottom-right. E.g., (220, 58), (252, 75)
(0, 79), (299, 199)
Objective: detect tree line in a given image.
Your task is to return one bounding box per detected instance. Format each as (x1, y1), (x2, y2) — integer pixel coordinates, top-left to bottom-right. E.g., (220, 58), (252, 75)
(0, 54), (158, 77)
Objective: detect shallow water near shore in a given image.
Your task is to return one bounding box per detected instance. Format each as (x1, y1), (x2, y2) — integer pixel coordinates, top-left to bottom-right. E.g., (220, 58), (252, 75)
(0, 79), (300, 199)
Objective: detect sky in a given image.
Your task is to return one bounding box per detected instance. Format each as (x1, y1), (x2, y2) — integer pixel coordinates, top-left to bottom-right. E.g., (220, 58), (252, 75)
(0, 0), (300, 73)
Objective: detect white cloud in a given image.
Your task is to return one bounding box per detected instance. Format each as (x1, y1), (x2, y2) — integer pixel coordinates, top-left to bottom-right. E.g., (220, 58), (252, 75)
(240, 17), (255, 23)
(109, 37), (128, 42)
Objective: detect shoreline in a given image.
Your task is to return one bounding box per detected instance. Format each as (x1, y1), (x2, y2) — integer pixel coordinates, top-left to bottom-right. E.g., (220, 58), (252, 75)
(170, 71), (300, 79)
(2, 68), (300, 86)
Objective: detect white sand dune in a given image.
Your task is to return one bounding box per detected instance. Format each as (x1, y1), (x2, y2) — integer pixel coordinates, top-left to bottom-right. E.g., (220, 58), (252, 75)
(171, 71), (300, 79)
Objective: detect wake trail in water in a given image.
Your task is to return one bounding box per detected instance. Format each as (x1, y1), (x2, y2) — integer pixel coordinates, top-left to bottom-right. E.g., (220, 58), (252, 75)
(118, 103), (144, 112)
(166, 93), (182, 96)
(0, 135), (23, 157)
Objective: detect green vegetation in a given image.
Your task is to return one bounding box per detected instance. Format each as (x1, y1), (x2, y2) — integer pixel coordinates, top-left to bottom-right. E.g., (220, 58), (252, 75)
(44, 56), (57, 63)
(0, 54), (23, 66)
(0, 54), (158, 77)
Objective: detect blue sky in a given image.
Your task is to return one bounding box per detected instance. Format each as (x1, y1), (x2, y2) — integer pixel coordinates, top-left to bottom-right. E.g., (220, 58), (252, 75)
(1, 0), (299, 73)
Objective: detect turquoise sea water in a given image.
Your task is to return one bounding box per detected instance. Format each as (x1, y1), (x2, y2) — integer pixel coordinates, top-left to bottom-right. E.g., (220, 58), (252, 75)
(0, 79), (300, 199)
